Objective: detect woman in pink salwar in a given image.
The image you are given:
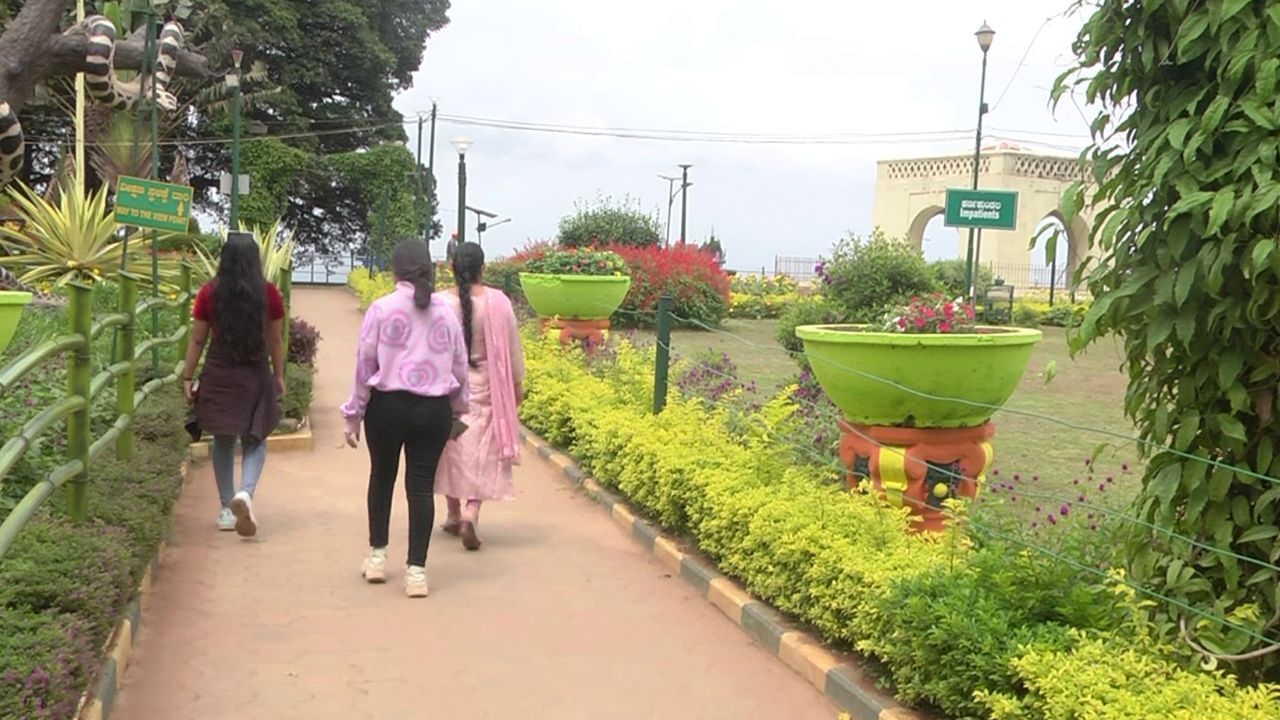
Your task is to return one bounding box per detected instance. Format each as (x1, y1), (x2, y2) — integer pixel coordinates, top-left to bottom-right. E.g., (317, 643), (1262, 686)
(436, 242), (526, 550)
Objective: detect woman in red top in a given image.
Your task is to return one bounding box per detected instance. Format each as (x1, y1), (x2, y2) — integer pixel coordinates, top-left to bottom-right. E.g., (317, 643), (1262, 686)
(180, 232), (287, 537)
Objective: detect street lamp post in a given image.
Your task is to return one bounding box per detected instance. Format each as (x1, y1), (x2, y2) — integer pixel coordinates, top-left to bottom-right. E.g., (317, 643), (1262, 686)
(427, 98), (439, 194)
(227, 48), (244, 231)
(678, 164), (692, 245)
(452, 136), (472, 244)
(658, 174), (679, 247)
(963, 22), (995, 301)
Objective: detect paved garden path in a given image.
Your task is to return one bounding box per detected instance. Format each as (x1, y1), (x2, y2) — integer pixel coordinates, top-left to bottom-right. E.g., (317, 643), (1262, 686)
(112, 286), (836, 720)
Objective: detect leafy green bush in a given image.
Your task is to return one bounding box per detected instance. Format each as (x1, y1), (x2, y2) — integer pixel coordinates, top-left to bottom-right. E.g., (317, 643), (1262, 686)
(0, 607), (96, 720)
(281, 362), (315, 421)
(776, 296), (844, 358)
(558, 194), (662, 248)
(0, 520), (133, 648)
(517, 333), (1278, 716)
(819, 230), (934, 321)
(929, 258), (993, 297)
(0, 385), (189, 717)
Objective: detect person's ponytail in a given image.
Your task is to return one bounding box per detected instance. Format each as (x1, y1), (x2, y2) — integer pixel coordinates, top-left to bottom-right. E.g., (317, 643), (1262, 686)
(391, 240), (436, 309)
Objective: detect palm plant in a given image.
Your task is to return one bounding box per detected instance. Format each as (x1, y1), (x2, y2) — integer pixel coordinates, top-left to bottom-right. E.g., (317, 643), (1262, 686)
(0, 171), (179, 289)
(192, 219), (295, 286)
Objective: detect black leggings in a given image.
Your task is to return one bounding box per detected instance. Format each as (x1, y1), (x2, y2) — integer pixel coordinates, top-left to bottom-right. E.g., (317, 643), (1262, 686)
(364, 390), (452, 566)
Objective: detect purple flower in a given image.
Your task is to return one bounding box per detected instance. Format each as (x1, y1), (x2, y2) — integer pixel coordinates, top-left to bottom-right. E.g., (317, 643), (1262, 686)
(1059, 504), (1071, 516)
(1013, 473), (1022, 482)
(1078, 494), (1087, 503)
(1048, 514), (1058, 525)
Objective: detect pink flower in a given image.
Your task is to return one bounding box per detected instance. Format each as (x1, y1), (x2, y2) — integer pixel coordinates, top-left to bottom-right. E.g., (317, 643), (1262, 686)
(923, 308), (936, 319)
(896, 317), (907, 330)
(943, 303), (955, 319)
(939, 321), (953, 333)
(914, 316), (926, 329)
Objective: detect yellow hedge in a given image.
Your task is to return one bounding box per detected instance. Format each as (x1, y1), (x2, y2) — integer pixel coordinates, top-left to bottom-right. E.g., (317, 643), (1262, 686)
(517, 330), (1276, 718)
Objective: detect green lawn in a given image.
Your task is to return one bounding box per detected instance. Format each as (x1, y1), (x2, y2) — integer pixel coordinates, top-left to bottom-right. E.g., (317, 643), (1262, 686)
(632, 320), (1143, 513)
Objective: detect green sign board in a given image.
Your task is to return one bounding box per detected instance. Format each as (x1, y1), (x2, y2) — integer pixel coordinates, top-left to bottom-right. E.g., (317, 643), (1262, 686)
(113, 176), (194, 233)
(943, 188), (1019, 231)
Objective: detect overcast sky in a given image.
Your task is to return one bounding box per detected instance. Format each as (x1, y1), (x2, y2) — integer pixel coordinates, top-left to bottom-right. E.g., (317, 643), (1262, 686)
(394, 0), (1095, 272)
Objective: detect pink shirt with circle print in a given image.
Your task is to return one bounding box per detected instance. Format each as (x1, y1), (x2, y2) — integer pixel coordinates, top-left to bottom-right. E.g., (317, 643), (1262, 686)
(340, 281), (470, 435)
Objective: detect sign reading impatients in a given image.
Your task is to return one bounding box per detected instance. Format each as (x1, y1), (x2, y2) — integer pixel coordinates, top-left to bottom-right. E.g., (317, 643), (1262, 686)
(114, 176), (194, 233)
(944, 188), (1019, 231)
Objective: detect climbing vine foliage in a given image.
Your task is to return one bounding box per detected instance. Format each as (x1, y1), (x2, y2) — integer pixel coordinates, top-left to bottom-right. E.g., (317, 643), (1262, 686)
(1057, 0), (1280, 674)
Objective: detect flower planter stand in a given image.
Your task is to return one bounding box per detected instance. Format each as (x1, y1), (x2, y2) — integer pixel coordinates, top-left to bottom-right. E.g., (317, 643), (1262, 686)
(540, 317), (610, 354)
(838, 420), (995, 532)
(0, 291), (33, 354)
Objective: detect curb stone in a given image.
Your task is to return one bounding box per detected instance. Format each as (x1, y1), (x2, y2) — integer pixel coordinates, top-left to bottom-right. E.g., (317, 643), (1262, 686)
(76, 459), (191, 720)
(520, 427), (929, 720)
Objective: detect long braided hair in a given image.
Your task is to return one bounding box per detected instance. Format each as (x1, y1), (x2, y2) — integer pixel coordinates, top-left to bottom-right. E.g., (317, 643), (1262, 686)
(391, 239), (436, 309)
(452, 242), (485, 368)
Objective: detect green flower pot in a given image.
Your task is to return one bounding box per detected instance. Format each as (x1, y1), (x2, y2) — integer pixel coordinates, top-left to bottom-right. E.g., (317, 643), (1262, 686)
(0, 291), (32, 355)
(795, 324), (1042, 428)
(519, 273), (632, 320)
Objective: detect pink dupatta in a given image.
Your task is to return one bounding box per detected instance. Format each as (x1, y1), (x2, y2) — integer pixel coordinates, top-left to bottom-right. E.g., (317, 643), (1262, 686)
(483, 287), (523, 463)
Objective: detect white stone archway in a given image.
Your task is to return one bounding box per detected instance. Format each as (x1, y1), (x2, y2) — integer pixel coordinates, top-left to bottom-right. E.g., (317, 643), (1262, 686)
(871, 142), (1096, 293)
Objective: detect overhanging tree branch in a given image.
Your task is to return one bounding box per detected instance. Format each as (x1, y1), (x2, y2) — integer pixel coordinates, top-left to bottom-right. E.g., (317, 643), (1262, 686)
(0, 0), (211, 114)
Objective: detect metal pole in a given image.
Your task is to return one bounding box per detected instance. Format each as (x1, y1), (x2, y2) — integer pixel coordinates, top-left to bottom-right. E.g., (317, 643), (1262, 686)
(74, 0), (85, 196)
(148, 11), (160, 373)
(457, 153), (467, 244)
(963, 48), (991, 302)
(415, 116), (426, 242)
(230, 64), (243, 231)
(427, 100), (438, 200)
(678, 165), (691, 244)
(1048, 244), (1058, 307)
(653, 295), (673, 415)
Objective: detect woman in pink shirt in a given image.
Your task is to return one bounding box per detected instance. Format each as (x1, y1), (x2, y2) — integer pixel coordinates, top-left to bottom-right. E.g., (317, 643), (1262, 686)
(341, 240), (469, 598)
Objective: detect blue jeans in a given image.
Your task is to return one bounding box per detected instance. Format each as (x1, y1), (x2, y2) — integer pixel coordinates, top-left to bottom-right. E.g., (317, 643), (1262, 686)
(212, 435), (266, 508)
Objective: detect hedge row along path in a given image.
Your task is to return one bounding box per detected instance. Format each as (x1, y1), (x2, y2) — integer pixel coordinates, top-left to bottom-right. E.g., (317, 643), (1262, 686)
(111, 286), (835, 719)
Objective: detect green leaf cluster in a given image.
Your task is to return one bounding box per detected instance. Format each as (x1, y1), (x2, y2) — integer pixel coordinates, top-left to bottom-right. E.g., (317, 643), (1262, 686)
(1053, 0), (1280, 676)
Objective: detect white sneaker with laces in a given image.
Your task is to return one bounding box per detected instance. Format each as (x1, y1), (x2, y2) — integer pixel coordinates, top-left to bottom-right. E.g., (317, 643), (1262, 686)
(229, 491), (257, 537)
(217, 508), (236, 531)
(362, 547), (388, 583)
(404, 565), (429, 598)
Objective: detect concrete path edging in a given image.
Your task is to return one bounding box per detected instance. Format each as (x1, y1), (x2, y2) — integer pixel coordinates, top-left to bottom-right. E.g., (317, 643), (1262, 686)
(76, 460), (190, 720)
(523, 429), (928, 720)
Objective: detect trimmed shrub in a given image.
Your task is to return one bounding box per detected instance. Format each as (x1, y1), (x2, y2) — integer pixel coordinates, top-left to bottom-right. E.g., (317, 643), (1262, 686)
(819, 229), (934, 321)
(776, 296), (844, 359)
(517, 333), (1279, 717)
(0, 608), (96, 720)
(558, 194), (662, 248)
(281, 362), (315, 421)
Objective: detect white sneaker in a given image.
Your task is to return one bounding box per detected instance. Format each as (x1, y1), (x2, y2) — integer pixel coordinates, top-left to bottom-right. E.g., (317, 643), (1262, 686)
(217, 508), (236, 531)
(404, 565), (429, 598)
(362, 548), (387, 583)
(229, 491), (257, 538)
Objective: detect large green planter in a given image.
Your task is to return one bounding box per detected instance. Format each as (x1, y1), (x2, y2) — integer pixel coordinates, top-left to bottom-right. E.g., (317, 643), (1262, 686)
(0, 291), (32, 355)
(795, 324), (1042, 428)
(519, 273), (632, 320)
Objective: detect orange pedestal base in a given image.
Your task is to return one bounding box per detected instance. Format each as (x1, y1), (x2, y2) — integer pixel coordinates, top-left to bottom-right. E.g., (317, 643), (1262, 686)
(540, 318), (610, 354)
(838, 420), (995, 532)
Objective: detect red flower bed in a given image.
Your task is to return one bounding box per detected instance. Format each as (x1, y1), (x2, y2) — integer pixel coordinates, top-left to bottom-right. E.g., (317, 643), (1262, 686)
(608, 243), (729, 327)
(501, 240), (730, 327)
